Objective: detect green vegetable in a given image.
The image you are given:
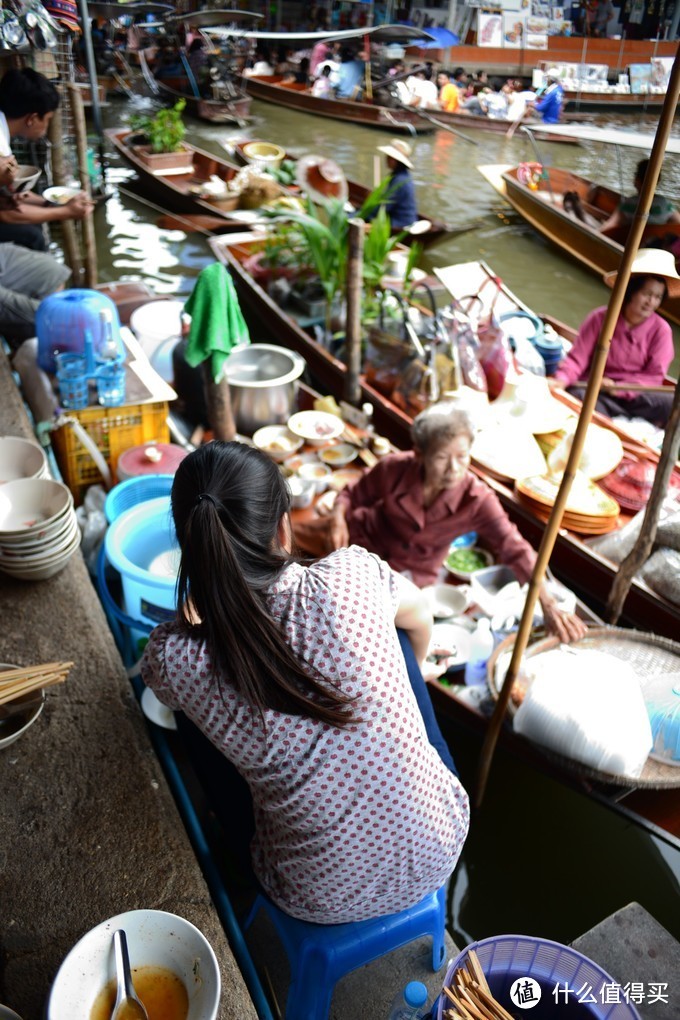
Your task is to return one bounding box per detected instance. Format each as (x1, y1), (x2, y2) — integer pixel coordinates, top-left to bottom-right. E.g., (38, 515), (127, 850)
(445, 548), (489, 574)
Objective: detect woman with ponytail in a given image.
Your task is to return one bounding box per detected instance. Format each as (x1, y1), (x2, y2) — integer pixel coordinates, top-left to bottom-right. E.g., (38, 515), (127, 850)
(142, 441), (469, 924)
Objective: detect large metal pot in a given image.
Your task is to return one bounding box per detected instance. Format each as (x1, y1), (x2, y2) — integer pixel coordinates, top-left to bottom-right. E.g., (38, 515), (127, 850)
(223, 344), (306, 436)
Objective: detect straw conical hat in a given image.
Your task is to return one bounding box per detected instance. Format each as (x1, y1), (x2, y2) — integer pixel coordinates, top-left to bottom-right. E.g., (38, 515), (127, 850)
(517, 470), (620, 518)
(546, 422), (624, 481)
(492, 373), (571, 435)
(603, 248), (680, 299)
(472, 423), (547, 482)
(296, 155), (349, 205)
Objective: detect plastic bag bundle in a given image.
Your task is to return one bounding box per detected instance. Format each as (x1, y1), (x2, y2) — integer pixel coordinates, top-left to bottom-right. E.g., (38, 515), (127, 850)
(513, 649), (652, 777)
(640, 548), (680, 607)
(656, 510), (680, 553)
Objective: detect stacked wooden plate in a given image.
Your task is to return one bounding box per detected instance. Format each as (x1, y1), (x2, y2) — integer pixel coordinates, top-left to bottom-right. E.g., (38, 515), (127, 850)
(515, 470), (620, 534)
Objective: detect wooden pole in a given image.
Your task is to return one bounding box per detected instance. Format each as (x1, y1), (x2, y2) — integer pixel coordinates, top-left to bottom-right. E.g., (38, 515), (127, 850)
(607, 378), (680, 623)
(201, 362), (237, 441)
(344, 219), (364, 407)
(47, 105), (83, 285)
(67, 84), (98, 289)
(474, 47), (680, 811)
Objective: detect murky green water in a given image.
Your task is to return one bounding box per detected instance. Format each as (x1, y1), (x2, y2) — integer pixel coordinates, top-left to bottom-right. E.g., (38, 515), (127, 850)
(93, 94), (680, 954)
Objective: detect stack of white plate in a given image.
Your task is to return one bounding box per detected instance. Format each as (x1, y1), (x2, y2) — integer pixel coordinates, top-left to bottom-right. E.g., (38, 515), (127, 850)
(0, 435), (49, 483)
(0, 478), (80, 581)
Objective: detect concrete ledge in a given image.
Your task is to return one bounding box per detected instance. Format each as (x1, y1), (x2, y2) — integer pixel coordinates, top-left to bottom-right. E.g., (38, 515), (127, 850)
(0, 348), (257, 1020)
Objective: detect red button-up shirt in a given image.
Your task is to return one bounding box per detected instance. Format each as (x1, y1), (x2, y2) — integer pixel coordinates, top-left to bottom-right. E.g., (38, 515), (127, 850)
(335, 450), (537, 587)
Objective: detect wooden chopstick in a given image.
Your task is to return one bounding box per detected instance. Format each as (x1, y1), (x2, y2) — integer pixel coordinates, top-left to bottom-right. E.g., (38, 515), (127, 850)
(442, 953), (515, 1020)
(0, 662), (72, 706)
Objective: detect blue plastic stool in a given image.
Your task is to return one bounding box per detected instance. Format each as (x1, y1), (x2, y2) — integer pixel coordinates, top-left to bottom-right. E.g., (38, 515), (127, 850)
(243, 884), (447, 1020)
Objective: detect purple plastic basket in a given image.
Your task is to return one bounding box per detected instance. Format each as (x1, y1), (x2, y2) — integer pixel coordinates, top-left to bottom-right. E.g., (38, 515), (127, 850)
(436, 935), (641, 1020)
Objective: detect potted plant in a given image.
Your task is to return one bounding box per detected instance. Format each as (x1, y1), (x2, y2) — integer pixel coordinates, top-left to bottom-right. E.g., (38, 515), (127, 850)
(128, 100), (194, 174)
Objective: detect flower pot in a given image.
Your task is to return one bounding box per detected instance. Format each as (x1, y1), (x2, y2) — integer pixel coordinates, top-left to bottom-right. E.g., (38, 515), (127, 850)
(134, 146), (194, 176)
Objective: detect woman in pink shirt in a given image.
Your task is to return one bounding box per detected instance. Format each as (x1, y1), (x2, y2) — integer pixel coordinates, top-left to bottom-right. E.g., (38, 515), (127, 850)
(550, 249), (680, 427)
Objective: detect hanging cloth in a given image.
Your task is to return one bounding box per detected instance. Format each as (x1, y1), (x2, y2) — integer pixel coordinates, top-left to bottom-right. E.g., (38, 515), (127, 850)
(183, 262), (250, 382)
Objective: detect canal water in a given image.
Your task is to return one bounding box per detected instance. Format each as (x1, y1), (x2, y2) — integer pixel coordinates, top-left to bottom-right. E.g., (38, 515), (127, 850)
(92, 96), (680, 956)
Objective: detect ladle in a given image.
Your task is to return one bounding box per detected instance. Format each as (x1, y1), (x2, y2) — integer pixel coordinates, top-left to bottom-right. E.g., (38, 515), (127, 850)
(111, 930), (148, 1020)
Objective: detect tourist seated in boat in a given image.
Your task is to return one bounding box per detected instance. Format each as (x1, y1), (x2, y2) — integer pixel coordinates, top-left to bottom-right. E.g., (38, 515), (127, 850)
(0, 70), (94, 253)
(311, 64), (335, 99)
(478, 78), (510, 119)
(437, 69), (460, 112)
(460, 81), (489, 115)
(309, 38), (330, 79)
(327, 404), (586, 644)
(243, 47), (274, 77)
(452, 66), (468, 91)
(403, 69), (439, 109)
(505, 81), (539, 121)
(151, 41), (185, 80)
(549, 249), (680, 428)
(141, 441), (470, 924)
(598, 158), (680, 235)
(335, 46), (366, 100)
(364, 139), (417, 231)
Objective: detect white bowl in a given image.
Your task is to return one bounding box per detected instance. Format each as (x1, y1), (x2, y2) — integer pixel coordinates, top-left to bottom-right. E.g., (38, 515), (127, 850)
(47, 909), (221, 1020)
(423, 584), (468, 620)
(287, 410), (344, 447)
(252, 424), (303, 462)
(0, 436), (48, 484)
(12, 165), (40, 193)
(298, 460), (332, 494)
(283, 451), (320, 473)
(443, 546), (494, 582)
(0, 663), (45, 751)
(42, 185), (81, 205)
(0, 511), (79, 561)
(319, 442), (358, 468)
(287, 474), (316, 509)
(0, 478), (73, 536)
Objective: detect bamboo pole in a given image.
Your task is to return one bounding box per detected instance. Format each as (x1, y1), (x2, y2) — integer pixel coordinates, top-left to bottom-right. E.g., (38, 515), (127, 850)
(344, 219), (364, 406)
(47, 105), (83, 285)
(607, 379), (680, 622)
(67, 83), (97, 289)
(474, 47), (680, 811)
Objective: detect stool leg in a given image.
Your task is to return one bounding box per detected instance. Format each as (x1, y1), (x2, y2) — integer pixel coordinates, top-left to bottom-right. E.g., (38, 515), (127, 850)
(432, 886), (447, 971)
(286, 943), (335, 1020)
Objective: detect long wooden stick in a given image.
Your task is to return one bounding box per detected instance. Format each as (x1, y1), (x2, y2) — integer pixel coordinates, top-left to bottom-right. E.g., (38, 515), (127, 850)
(48, 105), (83, 284)
(474, 47), (680, 810)
(67, 84), (98, 289)
(344, 219), (364, 406)
(607, 377), (680, 622)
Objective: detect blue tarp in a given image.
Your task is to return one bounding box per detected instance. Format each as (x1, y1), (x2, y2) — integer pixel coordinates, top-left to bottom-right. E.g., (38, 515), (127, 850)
(411, 26), (459, 47)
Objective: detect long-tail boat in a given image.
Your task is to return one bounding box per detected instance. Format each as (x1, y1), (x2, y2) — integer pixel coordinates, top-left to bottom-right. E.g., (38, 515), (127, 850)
(478, 130), (680, 326)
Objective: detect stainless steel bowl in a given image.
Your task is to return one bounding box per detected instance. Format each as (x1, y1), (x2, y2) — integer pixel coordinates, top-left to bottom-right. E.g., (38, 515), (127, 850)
(223, 344), (305, 436)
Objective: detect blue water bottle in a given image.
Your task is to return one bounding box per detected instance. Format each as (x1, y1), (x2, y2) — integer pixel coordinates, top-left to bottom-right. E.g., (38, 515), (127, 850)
(388, 980), (428, 1019)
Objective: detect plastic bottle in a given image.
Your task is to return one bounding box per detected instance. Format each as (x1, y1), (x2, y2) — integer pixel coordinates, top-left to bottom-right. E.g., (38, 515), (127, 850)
(98, 307), (121, 363)
(388, 981), (428, 1020)
(464, 618), (494, 687)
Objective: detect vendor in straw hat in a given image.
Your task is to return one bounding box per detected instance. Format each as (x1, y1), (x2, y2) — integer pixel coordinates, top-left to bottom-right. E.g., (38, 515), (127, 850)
(549, 248), (680, 428)
(366, 138), (418, 231)
(327, 404), (586, 644)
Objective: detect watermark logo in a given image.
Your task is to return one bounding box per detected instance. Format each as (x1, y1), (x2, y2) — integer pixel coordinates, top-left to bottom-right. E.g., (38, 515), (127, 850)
(510, 977), (542, 1009)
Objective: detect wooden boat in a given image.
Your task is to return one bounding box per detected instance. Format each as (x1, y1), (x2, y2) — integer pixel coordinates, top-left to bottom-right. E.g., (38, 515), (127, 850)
(478, 158), (680, 327)
(107, 127), (453, 247)
(229, 138), (452, 249)
(240, 73), (436, 135)
(209, 231), (680, 643)
(139, 51), (252, 125)
(416, 106), (584, 145)
(562, 87), (666, 113)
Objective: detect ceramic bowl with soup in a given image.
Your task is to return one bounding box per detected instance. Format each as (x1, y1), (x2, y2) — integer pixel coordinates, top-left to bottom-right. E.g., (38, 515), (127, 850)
(47, 909), (220, 1020)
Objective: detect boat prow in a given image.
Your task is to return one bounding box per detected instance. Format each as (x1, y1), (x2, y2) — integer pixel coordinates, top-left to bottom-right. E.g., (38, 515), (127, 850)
(477, 164), (512, 198)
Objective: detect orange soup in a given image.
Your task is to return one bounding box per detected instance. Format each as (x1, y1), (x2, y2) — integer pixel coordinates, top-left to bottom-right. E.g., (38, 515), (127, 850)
(90, 965), (189, 1020)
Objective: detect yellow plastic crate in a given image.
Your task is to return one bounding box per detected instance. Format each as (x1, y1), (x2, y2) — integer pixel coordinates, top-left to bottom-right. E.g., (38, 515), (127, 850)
(51, 401), (170, 505)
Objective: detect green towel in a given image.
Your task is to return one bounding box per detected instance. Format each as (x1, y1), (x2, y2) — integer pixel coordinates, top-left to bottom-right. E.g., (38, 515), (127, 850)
(183, 262), (250, 382)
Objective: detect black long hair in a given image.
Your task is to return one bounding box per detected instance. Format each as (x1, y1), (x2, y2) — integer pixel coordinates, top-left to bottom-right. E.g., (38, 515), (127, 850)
(171, 441), (354, 726)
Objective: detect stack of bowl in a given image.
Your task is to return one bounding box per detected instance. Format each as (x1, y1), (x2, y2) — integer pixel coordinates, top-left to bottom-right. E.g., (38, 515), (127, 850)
(0, 435), (49, 484)
(0, 478), (80, 581)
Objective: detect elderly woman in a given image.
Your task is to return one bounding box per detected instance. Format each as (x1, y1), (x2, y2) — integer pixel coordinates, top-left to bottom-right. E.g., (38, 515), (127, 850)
(329, 404), (585, 643)
(550, 249), (680, 428)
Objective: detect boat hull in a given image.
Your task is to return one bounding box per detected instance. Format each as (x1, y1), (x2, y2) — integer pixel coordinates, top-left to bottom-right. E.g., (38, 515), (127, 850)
(241, 74), (436, 134)
(154, 76), (252, 124)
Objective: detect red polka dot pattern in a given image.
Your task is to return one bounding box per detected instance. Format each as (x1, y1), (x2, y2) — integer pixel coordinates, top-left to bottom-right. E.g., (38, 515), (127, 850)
(141, 546), (469, 923)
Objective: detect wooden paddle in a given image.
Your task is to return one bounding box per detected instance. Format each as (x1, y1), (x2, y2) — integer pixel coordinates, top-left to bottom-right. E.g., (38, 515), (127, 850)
(411, 106), (479, 146)
(504, 110), (527, 140)
(599, 382), (673, 394)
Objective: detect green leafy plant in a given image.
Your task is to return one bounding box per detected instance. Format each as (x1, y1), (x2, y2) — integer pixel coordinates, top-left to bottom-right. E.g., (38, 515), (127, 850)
(130, 99), (187, 153)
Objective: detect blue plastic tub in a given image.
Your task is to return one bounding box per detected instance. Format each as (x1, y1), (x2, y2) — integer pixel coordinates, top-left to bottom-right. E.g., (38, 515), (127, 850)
(435, 935), (641, 1019)
(104, 496), (179, 631)
(104, 474), (175, 524)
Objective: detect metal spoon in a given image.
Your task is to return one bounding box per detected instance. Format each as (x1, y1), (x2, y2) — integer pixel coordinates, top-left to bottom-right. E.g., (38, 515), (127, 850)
(111, 930), (148, 1020)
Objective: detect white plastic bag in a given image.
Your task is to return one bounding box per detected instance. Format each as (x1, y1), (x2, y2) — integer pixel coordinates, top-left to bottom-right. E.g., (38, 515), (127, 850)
(513, 649), (652, 777)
